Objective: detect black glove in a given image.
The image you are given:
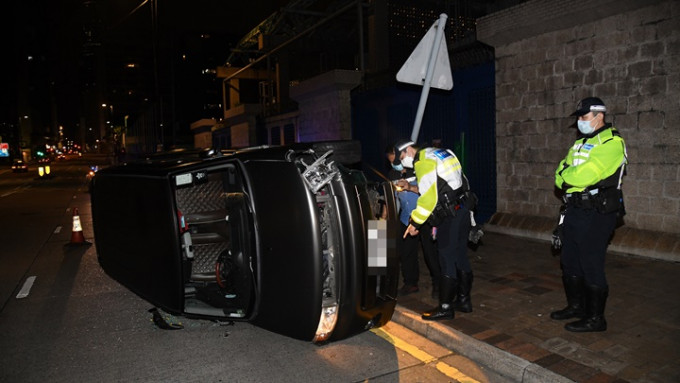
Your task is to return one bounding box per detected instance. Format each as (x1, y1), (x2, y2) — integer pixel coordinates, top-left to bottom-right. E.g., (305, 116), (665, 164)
(551, 226), (563, 251)
(469, 225), (484, 244)
(551, 204), (566, 252)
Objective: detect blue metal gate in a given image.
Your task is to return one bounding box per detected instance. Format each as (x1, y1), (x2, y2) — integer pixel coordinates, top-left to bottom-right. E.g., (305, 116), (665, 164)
(352, 61), (496, 223)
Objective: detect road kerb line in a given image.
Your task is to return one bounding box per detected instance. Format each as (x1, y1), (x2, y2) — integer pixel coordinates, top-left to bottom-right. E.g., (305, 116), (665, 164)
(371, 327), (480, 383)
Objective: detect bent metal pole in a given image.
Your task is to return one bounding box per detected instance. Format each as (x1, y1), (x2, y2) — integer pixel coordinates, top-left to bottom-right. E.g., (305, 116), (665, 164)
(411, 13), (448, 143)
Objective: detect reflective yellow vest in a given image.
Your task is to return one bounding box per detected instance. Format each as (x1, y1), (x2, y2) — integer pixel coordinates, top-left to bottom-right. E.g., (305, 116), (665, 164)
(555, 125), (627, 193)
(411, 148), (464, 225)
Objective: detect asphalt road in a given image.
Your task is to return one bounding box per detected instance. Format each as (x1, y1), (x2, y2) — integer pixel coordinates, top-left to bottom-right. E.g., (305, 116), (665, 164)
(0, 155), (512, 383)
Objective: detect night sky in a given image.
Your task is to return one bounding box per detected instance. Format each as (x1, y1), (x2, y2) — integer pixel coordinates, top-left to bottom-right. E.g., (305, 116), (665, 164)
(2, 0), (289, 142)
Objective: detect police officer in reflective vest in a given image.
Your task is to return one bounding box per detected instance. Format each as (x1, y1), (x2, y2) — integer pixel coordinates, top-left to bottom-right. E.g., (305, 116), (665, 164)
(552, 97), (627, 332)
(394, 140), (473, 321)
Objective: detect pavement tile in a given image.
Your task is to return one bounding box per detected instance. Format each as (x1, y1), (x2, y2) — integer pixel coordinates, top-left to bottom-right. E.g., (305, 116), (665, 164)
(549, 358), (600, 382)
(541, 336), (570, 350)
(602, 344), (629, 358)
(534, 352), (565, 368)
(583, 372), (618, 383)
(484, 333), (512, 346)
(494, 336), (526, 352)
(522, 285), (552, 295)
(599, 359), (629, 376)
(447, 316), (489, 334)
(505, 341), (552, 362)
(586, 338), (616, 352)
(553, 341), (582, 357)
(393, 231), (680, 383)
(514, 330), (549, 345)
(617, 365), (645, 381)
(471, 328), (501, 340)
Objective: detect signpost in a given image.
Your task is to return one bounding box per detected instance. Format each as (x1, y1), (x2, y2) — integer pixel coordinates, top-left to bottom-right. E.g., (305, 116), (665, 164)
(396, 13), (453, 143)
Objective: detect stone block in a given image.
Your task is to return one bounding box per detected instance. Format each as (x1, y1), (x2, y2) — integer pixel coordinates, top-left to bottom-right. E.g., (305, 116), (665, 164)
(628, 61), (653, 78)
(574, 55), (594, 71)
(641, 41), (665, 58)
(639, 76), (668, 95)
(553, 57), (573, 73)
(615, 80), (637, 97)
(613, 112), (637, 130)
(635, 213), (664, 232)
(585, 69), (604, 85)
(632, 24), (661, 46)
(545, 44), (565, 61)
(594, 82), (617, 97)
(619, 45), (640, 62)
(661, 215), (680, 235)
(564, 71), (584, 87)
(655, 232), (680, 253)
(603, 65), (630, 83)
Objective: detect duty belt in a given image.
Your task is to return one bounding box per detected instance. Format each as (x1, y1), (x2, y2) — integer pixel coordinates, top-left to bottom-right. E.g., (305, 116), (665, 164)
(441, 189), (465, 208)
(563, 189), (599, 208)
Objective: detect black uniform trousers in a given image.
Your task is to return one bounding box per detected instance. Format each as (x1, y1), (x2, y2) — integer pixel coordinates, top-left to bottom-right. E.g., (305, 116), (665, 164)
(436, 203), (472, 278)
(561, 205), (617, 288)
(398, 221), (440, 286)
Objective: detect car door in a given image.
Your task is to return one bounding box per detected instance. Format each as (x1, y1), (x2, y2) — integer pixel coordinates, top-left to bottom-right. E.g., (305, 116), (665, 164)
(92, 170), (185, 313)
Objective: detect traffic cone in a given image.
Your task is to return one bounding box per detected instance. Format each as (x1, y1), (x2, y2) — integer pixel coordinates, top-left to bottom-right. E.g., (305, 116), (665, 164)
(68, 208), (89, 246)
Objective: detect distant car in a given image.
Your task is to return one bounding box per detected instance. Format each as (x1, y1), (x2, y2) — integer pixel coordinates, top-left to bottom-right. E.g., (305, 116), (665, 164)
(91, 141), (400, 342)
(38, 157), (51, 164)
(11, 159), (28, 172)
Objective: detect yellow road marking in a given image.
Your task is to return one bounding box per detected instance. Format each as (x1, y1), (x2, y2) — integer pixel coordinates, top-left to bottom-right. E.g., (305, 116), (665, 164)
(371, 327), (480, 383)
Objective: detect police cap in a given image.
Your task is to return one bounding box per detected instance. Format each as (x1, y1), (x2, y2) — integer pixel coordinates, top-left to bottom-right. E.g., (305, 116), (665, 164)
(571, 97), (607, 117)
(392, 139), (414, 165)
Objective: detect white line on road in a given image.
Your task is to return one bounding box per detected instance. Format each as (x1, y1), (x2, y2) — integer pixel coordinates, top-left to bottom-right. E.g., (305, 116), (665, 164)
(54, 226), (62, 234)
(16, 276), (37, 299)
(1, 185), (32, 198)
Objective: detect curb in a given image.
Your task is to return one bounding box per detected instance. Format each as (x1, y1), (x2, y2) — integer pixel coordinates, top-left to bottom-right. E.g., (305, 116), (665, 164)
(391, 306), (574, 383)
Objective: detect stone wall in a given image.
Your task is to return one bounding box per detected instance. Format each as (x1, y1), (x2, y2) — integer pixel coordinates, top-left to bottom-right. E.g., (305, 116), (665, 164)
(477, 0), (680, 260)
(289, 70), (362, 142)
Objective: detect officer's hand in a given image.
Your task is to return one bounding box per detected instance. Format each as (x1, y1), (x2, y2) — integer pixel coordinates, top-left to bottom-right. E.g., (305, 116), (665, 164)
(396, 179), (409, 191)
(551, 226), (562, 251)
(403, 224), (419, 238)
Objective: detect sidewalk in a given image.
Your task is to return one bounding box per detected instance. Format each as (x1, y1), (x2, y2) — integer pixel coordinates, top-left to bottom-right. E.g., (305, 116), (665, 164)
(391, 231), (680, 383)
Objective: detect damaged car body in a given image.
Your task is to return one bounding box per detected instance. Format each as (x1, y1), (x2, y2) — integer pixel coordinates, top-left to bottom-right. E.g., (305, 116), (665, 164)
(90, 141), (400, 342)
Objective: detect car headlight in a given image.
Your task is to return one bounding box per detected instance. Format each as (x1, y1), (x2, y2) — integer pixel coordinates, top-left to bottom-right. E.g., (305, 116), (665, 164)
(312, 304), (338, 343)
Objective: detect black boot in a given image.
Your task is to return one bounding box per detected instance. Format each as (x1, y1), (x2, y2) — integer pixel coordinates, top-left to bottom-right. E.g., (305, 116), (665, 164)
(422, 275), (456, 321)
(454, 270), (473, 313)
(550, 275), (586, 320)
(431, 281), (439, 299)
(565, 284), (608, 332)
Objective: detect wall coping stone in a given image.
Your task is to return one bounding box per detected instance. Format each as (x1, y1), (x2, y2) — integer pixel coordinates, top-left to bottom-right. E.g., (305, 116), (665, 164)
(485, 212), (680, 262)
(477, 0), (666, 47)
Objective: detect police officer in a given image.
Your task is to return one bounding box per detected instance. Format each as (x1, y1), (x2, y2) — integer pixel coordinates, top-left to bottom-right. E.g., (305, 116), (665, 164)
(395, 140), (473, 320)
(552, 97), (627, 332)
(386, 145), (441, 298)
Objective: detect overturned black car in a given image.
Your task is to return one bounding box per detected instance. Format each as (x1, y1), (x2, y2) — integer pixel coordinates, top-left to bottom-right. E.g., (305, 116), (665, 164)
(90, 141), (400, 342)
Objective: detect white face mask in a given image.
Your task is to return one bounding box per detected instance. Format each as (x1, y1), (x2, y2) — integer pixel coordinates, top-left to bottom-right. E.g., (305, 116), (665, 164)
(401, 155), (414, 169)
(577, 119), (595, 135)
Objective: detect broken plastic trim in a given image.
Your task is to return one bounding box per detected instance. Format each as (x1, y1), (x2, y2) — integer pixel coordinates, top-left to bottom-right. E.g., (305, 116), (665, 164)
(288, 149), (339, 194)
(149, 307), (184, 330)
